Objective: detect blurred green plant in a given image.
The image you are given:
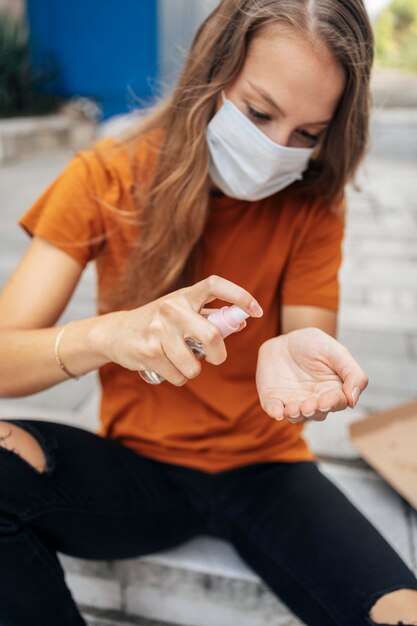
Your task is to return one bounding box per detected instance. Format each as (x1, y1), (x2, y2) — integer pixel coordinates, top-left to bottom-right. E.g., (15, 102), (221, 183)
(0, 11), (59, 117)
(375, 0), (417, 72)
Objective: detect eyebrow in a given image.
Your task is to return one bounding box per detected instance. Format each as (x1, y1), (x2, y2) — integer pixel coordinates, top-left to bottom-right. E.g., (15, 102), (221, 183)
(247, 80), (332, 126)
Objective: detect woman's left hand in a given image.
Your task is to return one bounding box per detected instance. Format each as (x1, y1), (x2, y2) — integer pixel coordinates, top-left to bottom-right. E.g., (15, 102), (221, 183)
(256, 327), (368, 423)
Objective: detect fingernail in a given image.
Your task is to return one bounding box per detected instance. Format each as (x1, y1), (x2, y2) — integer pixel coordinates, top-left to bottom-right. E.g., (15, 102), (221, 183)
(270, 404), (284, 421)
(320, 407), (331, 412)
(352, 387), (360, 407)
(289, 412), (300, 419)
(302, 411), (315, 418)
(250, 301), (263, 317)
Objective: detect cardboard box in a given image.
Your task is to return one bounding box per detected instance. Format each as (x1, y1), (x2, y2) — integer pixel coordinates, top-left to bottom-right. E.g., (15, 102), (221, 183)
(349, 399), (417, 511)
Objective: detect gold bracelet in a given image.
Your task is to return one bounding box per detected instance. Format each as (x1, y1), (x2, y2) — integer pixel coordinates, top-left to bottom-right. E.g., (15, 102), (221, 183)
(54, 323), (80, 380)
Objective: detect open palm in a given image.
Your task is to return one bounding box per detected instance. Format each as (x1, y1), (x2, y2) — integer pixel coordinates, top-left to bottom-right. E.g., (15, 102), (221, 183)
(256, 328), (368, 423)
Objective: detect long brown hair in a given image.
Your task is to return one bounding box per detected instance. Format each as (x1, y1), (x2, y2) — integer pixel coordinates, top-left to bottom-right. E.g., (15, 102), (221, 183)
(99, 0), (374, 310)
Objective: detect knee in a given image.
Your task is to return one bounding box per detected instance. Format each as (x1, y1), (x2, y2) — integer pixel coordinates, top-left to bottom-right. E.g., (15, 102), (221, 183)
(0, 421), (47, 473)
(369, 588), (417, 625)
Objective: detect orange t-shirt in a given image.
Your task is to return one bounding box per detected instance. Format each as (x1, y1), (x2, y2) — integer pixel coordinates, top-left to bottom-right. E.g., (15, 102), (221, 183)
(19, 130), (345, 473)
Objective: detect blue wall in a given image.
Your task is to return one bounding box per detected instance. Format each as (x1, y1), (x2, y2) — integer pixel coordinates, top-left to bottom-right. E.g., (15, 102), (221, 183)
(26, 0), (158, 119)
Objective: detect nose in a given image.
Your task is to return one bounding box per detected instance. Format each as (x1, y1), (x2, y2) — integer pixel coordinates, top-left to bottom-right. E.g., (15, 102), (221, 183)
(266, 123), (293, 147)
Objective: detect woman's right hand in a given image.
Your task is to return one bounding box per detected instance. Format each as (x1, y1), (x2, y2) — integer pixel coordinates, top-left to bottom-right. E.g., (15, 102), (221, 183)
(93, 275), (263, 386)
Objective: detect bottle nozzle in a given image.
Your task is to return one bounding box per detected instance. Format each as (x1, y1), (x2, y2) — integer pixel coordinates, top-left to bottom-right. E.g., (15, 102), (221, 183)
(207, 305), (250, 338)
(227, 305), (250, 326)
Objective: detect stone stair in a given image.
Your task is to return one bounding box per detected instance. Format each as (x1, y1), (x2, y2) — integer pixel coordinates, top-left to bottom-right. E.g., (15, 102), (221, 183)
(0, 110), (96, 164)
(84, 615), (177, 626)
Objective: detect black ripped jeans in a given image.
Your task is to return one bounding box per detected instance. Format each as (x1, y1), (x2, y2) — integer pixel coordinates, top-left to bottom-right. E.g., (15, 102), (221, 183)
(0, 419), (416, 626)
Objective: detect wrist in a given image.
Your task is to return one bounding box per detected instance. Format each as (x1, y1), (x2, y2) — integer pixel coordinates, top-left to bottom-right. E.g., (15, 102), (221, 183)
(87, 310), (126, 365)
(56, 316), (114, 378)
(55, 323), (80, 379)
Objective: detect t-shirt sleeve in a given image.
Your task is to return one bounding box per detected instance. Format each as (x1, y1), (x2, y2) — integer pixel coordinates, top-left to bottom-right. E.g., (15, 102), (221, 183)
(18, 150), (106, 268)
(281, 196), (346, 310)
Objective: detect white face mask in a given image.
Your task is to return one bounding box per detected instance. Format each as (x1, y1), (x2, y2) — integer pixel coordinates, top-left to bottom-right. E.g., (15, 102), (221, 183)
(206, 92), (315, 201)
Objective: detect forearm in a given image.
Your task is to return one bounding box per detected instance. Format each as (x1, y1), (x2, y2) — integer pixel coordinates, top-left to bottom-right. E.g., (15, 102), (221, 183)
(280, 305), (338, 338)
(0, 313), (118, 397)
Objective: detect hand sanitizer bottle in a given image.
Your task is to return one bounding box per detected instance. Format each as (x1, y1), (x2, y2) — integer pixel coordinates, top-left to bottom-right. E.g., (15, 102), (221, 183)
(139, 305), (250, 385)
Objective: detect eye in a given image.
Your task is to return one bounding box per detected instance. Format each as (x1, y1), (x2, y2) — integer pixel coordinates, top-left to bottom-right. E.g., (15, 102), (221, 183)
(247, 104), (271, 123)
(297, 129), (321, 144)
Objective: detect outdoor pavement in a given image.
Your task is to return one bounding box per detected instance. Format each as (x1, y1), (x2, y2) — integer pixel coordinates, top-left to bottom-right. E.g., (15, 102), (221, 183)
(0, 107), (417, 624)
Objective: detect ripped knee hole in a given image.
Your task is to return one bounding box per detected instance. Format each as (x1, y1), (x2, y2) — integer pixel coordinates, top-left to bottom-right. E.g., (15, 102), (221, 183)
(369, 588), (417, 625)
(0, 422), (48, 473)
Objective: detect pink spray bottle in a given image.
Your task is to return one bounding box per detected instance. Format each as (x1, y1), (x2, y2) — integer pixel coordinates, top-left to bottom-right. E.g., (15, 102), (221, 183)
(139, 305), (250, 385)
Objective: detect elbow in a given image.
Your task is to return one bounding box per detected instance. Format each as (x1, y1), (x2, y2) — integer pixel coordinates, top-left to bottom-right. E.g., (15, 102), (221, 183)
(0, 382), (25, 399)
(0, 371), (39, 398)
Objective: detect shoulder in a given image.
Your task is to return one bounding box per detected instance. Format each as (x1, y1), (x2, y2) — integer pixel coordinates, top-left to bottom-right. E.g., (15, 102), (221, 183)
(276, 186), (346, 232)
(280, 185), (345, 217)
(75, 127), (166, 201)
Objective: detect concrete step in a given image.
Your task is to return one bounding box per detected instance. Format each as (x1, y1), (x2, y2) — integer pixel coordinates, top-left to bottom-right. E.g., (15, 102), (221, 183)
(62, 536), (303, 626)
(0, 112), (96, 164)
(58, 462), (417, 626)
(84, 613), (180, 626)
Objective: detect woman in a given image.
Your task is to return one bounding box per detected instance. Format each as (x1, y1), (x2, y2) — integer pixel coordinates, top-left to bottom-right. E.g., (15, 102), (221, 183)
(0, 1), (417, 624)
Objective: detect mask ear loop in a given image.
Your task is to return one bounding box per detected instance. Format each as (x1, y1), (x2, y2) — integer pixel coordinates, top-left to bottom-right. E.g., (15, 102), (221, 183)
(221, 90), (227, 103)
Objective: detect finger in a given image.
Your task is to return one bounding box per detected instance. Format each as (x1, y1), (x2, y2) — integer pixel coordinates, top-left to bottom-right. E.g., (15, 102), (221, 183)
(181, 313), (227, 365)
(286, 414), (307, 424)
(298, 408), (329, 422)
(300, 397), (319, 418)
(139, 344), (189, 387)
(260, 396), (285, 421)
(283, 401), (304, 420)
(200, 308), (219, 318)
(307, 411), (329, 422)
(189, 275), (263, 319)
(285, 400), (325, 423)
(317, 388), (348, 414)
(328, 343), (369, 408)
(298, 390), (346, 421)
(343, 374), (368, 409)
(161, 333), (203, 383)
(263, 397), (305, 424)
